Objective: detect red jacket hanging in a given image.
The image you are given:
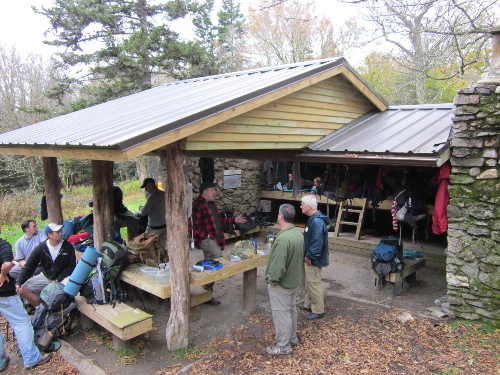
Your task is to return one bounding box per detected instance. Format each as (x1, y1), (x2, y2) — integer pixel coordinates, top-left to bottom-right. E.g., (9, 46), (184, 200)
(432, 161), (451, 235)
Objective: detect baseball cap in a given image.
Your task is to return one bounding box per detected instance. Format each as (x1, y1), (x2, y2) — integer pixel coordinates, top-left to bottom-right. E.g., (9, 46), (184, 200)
(45, 223), (63, 235)
(140, 178), (155, 188)
(199, 181), (217, 193)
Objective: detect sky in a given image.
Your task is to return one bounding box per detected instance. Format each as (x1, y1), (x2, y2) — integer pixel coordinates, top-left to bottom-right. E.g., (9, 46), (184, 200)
(0, 0), (358, 59)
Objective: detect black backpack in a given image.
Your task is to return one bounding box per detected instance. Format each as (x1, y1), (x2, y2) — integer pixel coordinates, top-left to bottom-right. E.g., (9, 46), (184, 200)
(32, 289), (77, 351)
(371, 237), (404, 289)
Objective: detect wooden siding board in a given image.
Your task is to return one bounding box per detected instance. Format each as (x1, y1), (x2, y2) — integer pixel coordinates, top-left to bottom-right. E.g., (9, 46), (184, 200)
(185, 141), (308, 150)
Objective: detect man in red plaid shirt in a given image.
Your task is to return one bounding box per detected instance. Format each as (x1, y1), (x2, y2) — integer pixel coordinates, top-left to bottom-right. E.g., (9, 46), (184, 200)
(189, 181), (246, 305)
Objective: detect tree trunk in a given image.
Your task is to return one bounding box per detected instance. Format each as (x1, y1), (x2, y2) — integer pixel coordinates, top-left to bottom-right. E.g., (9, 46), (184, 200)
(165, 143), (190, 350)
(92, 160), (114, 249)
(42, 157), (63, 224)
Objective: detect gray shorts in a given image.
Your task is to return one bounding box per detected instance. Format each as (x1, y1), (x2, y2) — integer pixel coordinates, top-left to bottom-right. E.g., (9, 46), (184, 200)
(21, 273), (52, 295)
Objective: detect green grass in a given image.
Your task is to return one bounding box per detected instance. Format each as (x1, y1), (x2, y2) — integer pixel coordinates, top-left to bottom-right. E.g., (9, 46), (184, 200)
(173, 346), (211, 360)
(1, 179), (145, 246)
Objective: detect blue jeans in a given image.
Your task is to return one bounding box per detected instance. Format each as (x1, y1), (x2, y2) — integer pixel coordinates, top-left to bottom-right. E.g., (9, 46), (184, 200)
(0, 295), (42, 368)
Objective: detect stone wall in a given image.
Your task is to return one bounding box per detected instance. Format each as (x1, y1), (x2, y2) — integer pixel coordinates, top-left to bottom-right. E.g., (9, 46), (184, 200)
(185, 157), (264, 215)
(448, 69), (500, 325)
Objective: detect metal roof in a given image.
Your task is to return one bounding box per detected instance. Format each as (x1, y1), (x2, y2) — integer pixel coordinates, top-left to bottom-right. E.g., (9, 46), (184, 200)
(0, 57), (387, 160)
(300, 104), (453, 167)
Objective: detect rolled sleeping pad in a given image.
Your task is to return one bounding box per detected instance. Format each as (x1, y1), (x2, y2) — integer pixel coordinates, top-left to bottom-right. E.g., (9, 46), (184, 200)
(63, 245), (100, 296)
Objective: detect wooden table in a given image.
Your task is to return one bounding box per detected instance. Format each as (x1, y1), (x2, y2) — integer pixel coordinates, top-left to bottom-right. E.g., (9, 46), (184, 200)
(120, 253), (270, 311)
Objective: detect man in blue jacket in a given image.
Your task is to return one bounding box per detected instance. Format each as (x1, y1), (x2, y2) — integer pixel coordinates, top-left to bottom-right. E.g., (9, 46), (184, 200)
(300, 195), (330, 320)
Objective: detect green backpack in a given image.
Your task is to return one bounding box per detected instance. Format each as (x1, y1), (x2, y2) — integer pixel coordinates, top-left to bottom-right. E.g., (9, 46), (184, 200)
(96, 240), (130, 306)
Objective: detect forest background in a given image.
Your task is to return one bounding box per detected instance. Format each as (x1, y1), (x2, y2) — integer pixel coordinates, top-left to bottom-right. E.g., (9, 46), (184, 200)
(0, 0), (497, 236)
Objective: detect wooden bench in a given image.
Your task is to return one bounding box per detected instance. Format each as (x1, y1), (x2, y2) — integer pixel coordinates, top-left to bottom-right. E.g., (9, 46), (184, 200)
(224, 225), (262, 240)
(75, 296), (153, 349)
(189, 254), (269, 311)
(372, 258), (427, 296)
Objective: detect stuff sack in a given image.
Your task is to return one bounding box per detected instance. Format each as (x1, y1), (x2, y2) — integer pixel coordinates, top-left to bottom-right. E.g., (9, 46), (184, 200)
(371, 237), (404, 289)
(32, 285), (76, 351)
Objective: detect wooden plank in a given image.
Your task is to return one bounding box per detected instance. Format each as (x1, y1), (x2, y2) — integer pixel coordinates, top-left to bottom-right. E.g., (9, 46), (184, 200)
(75, 296), (153, 341)
(224, 226), (263, 240)
(189, 255), (270, 287)
(186, 141), (307, 150)
(203, 124), (334, 136)
(0, 146), (126, 161)
(188, 132), (320, 143)
(257, 102), (363, 119)
(121, 263), (172, 299)
(242, 108), (353, 124)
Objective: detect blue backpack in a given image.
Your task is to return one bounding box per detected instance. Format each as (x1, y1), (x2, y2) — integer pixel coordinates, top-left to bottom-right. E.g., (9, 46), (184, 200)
(371, 237), (404, 289)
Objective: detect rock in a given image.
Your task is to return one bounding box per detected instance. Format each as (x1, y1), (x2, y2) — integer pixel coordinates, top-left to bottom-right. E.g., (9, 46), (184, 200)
(427, 306), (449, 318)
(397, 312), (415, 324)
(434, 298), (442, 306)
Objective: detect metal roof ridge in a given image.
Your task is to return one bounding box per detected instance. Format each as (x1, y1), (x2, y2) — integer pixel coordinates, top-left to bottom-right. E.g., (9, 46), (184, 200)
(160, 58), (344, 87)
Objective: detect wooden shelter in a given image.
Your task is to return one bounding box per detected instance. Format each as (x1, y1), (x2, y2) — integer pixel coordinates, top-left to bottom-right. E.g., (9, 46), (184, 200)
(0, 58), (388, 349)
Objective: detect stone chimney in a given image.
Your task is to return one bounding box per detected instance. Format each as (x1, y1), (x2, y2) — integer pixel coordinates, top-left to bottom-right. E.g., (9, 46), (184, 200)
(478, 26), (500, 84)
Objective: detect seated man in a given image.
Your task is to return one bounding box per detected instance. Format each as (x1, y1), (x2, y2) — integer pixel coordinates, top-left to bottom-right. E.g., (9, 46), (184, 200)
(9, 220), (46, 281)
(113, 185), (139, 239)
(310, 177), (323, 194)
(139, 178), (167, 261)
(16, 223), (76, 308)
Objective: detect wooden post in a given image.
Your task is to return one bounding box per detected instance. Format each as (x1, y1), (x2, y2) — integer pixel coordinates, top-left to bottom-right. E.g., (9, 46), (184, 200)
(243, 269), (257, 312)
(92, 160), (114, 249)
(165, 142), (191, 350)
(42, 157), (63, 224)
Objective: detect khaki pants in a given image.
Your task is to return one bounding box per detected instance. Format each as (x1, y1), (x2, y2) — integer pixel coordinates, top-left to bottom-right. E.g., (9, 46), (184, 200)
(304, 264), (324, 314)
(268, 284), (298, 347)
(199, 239), (222, 291)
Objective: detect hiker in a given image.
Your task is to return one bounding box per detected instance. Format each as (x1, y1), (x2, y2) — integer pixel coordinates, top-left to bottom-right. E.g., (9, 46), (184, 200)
(265, 204), (304, 356)
(0, 224), (51, 370)
(16, 223), (76, 308)
(10, 220), (46, 281)
(113, 185), (139, 239)
(189, 181), (246, 305)
(300, 195), (330, 320)
(139, 178), (166, 257)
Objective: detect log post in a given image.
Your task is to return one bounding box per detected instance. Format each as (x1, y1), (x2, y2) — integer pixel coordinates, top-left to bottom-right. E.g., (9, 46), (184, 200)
(92, 160), (114, 249)
(165, 142), (190, 350)
(42, 157), (63, 224)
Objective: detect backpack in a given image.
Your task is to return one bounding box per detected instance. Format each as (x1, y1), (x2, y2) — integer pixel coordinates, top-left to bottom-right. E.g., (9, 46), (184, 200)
(83, 240), (130, 307)
(32, 287), (77, 351)
(371, 237), (404, 289)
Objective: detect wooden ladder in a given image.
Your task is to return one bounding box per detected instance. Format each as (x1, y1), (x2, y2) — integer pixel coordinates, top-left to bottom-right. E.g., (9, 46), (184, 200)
(334, 198), (367, 240)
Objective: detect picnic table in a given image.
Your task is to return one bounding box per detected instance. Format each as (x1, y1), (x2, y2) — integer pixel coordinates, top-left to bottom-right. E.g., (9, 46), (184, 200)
(120, 251), (270, 311)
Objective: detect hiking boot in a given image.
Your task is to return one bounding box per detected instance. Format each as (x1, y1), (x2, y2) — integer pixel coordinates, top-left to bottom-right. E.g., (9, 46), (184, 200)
(305, 312), (324, 320)
(266, 345), (292, 355)
(25, 354), (51, 370)
(299, 306), (311, 312)
(0, 356), (9, 372)
(203, 298), (221, 306)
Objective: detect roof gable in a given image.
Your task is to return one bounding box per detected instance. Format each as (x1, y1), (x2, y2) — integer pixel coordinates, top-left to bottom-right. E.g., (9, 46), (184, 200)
(0, 58), (388, 161)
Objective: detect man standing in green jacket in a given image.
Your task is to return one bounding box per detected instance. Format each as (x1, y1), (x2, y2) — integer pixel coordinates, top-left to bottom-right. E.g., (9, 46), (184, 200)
(265, 204), (304, 356)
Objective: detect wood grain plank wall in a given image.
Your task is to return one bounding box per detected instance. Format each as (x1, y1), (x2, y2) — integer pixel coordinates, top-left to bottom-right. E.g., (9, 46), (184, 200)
(186, 75), (375, 151)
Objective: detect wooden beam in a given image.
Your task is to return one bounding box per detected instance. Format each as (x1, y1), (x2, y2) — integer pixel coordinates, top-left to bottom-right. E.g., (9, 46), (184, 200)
(91, 160), (114, 249)
(340, 66), (388, 111)
(0, 146), (126, 161)
(186, 141), (308, 151)
(165, 141), (191, 350)
(42, 157), (63, 224)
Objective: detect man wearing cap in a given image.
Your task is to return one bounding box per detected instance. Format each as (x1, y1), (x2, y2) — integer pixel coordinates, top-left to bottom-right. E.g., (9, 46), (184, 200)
(9, 219), (46, 281)
(0, 224), (51, 370)
(16, 223), (76, 308)
(139, 178), (167, 259)
(189, 181), (247, 305)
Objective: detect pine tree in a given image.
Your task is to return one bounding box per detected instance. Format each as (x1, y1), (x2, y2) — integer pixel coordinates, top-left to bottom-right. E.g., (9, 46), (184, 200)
(34, 0), (198, 106)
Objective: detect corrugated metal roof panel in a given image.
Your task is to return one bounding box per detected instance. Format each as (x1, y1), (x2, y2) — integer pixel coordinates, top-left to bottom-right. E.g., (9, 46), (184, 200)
(0, 57), (387, 153)
(308, 105), (453, 156)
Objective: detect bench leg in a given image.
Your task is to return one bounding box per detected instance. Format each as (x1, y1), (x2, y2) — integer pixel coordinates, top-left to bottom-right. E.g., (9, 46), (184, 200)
(113, 335), (130, 350)
(243, 268), (257, 312)
(80, 314), (95, 330)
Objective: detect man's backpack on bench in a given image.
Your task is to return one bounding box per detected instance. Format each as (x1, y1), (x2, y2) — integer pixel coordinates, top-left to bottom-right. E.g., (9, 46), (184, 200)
(371, 237), (404, 289)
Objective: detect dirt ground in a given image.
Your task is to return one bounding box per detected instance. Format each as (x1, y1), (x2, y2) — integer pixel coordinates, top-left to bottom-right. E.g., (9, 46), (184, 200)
(54, 242), (448, 375)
